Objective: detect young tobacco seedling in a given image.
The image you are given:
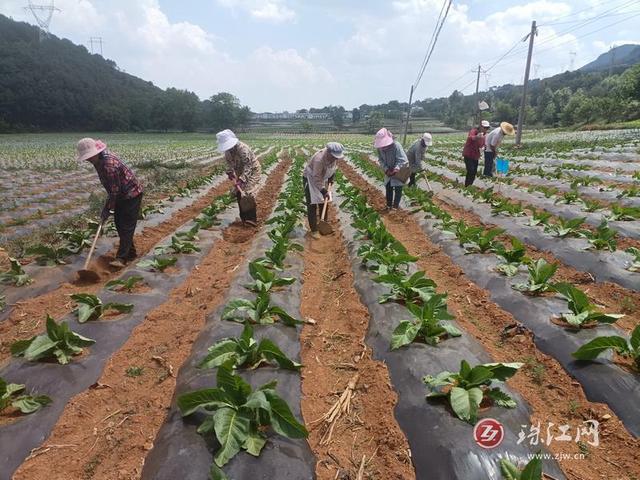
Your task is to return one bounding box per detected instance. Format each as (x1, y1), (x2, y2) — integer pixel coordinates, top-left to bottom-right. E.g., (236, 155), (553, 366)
(106, 275), (145, 293)
(57, 228), (93, 253)
(0, 376), (51, 414)
(573, 324), (640, 369)
(0, 257), (32, 287)
(222, 291), (302, 327)
(513, 259), (558, 295)
(198, 324), (301, 370)
(177, 363), (308, 468)
(423, 360), (523, 424)
(583, 199), (604, 213)
(555, 189), (582, 205)
(544, 217), (587, 238)
(243, 261), (295, 294)
(174, 224), (200, 241)
(11, 315), (95, 364)
(26, 245), (72, 266)
(495, 238), (529, 277)
(391, 296), (461, 349)
(466, 228), (505, 254)
(608, 204), (640, 221)
(155, 235), (200, 255)
(137, 256), (178, 272)
(374, 270), (437, 305)
(625, 247), (640, 272)
(552, 283), (624, 328)
(500, 456), (543, 480)
(582, 221), (617, 251)
(70, 293), (133, 323)
(527, 209), (552, 227)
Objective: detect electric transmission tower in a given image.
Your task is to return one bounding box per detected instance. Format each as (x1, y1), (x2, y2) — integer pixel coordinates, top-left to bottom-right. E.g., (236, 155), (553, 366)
(24, 0), (60, 41)
(569, 51), (577, 71)
(89, 37), (104, 56)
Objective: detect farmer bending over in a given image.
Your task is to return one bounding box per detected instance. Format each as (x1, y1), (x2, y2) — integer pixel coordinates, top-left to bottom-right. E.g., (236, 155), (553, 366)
(483, 122), (514, 177)
(303, 142), (344, 239)
(374, 128), (409, 210)
(462, 120), (490, 186)
(76, 138), (143, 269)
(217, 129), (261, 227)
(406, 132), (432, 187)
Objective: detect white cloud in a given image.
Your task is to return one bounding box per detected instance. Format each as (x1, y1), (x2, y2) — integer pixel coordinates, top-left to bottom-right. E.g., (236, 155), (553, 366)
(216, 0), (296, 23)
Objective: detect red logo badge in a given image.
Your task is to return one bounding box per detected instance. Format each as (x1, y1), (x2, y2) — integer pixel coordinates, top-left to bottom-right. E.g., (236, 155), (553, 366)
(473, 418), (505, 449)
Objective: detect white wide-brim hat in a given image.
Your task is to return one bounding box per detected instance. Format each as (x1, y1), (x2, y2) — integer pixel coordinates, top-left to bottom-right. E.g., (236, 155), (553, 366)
(216, 129), (239, 152)
(374, 128), (394, 149)
(326, 142), (344, 159)
(77, 138), (107, 162)
(480, 120), (491, 128)
(422, 132), (433, 146)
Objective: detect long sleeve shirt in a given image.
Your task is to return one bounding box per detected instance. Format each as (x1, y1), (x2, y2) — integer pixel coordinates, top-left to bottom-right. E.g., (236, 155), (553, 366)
(225, 141), (262, 195)
(94, 152), (143, 210)
(303, 148), (337, 192)
(406, 139), (427, 173)
(462, 128), (485, 160)
(484, 127), (505, 153)
(377, 141), (409, 187)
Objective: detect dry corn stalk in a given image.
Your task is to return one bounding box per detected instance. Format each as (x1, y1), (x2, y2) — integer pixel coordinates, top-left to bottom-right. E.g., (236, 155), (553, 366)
(315, 374), (360, 445)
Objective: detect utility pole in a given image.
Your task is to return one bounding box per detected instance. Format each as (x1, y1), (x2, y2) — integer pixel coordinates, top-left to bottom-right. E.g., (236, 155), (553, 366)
(402, 84), (414, 146)
(474, 64), (482, 124)
(515, 20), (537, 147)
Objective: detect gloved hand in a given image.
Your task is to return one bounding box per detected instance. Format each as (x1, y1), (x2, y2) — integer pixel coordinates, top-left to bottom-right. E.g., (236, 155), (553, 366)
(100, 206), (112, 223)
(320, 188), (330, 200)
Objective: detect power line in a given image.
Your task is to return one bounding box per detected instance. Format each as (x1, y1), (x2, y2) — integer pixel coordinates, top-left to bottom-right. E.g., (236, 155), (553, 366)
(413, 0), (453, 90)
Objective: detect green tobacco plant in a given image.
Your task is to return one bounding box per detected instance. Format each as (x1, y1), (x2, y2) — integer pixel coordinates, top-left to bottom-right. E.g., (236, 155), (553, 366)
(500, 456), (542, 480)
(11, 315), (95, 364)
(357, 245), (418, 275)
(70, 293), (133, 323)
(555, 189), (582, 205)
(0, 257), (32, 286)
(495, 238), (529, 277)
(155, 235), (200, 254)
(222, 292), (302, 327)
(583, 199), (604, 212)
(391, 296), (461, 349)
(244, 261), (295, 294)
(626, 247), (640, 272)
(198, 325), (301, 371)
(0, 377), (51, 414)
(467, 228), (505, 254)
(57, 228), (93, 253)
(617, 185), (640, 199)
(527, 209), (552, 227)
(26, 245), (72, 266)
(423, 360), (523, 424)
(177, 363), (308, 468)
(491, 199), (525, 217)
(174, 225), (200, 241)
(374, 270), (436, 304)
(608, 204), (640, 221)
(582, 221), (617, 251)
(106, 275), (145, 293)
(552, 283), (624, 328)
(139, 203), (164, 219)
(513, 259), (558, 294)
(137, 256), (178, 272)
(544, 217), (586, 238)
(452, 221), (482, 247)
(573, 324), (640, 369)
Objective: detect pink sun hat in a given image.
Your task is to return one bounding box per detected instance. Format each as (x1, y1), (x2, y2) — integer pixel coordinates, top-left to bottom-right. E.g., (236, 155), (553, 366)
(374, 128), (394, 149)
(76, 138), (107, 162)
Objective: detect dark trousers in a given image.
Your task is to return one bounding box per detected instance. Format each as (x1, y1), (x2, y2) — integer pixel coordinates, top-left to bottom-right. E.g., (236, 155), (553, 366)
(385, 182), (403, 208)
(463, 156), (479, 187)
(483, 151), (496, 177)
(236, 191), (257, 223)
(408, 172), (417, 187)
(303, 177), (327, 232)
(114, 193), (142, 261)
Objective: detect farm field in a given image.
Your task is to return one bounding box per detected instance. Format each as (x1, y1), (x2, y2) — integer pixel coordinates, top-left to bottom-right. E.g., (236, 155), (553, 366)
(0, 130), (639, 480)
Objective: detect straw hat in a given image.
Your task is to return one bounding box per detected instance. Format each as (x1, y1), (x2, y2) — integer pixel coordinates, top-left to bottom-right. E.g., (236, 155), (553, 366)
(374, 128), (394, 148)
(216, 129), (239, 152)
(500, 122), (515, 135)
(76, 138), (107, 162)
(422, 132), (433, 146)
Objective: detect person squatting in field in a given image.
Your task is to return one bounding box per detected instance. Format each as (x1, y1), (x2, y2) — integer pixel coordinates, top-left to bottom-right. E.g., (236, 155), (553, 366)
(216, 129), (261, 227)
(462, 120), (490, 187)
(302, 142), (344, 239)
(76, 138), (144, 269)
(406, 132), (432, 187)
(375, 128), (409, 210)
(483, 121), (515, 177)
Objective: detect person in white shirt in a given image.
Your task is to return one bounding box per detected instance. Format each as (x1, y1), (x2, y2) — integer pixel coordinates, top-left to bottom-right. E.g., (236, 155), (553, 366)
(483, 122), (514, 177)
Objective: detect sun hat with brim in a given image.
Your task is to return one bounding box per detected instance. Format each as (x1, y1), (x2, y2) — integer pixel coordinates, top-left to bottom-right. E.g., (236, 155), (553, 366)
(326, 142), (344, 159)
(481, 120), (491, 128)
(500, 122), (515, 135)
(374, 128), (394, 149)
(77, 138), (107, 162)
(216, 129), (239, 152)
(422, 132), (433, 146)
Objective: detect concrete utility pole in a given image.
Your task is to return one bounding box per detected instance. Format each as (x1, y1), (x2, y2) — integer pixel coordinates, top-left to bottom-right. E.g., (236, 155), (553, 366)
(474, 64), (482, 124)
(402, 84), (414, 146)
(515, 20), (537, 146)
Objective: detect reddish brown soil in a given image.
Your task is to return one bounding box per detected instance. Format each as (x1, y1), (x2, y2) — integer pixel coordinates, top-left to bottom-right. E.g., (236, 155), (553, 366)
(0, 179), (236, 367)
(299, 208), (414, 480)
(341, 163), (640, 480)
(13, 158), (292, 480)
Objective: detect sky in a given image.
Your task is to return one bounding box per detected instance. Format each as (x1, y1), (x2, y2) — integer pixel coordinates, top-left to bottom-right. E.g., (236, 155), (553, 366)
(2, 0), (640, 111)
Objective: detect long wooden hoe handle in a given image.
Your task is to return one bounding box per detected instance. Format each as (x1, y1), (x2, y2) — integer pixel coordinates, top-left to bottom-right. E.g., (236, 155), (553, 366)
(83, 222), (103, 270)
(321, 197), (329, 221)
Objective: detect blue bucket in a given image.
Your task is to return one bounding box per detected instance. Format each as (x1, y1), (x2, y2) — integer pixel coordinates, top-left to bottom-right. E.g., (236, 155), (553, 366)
(495, 157), (510, 175)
